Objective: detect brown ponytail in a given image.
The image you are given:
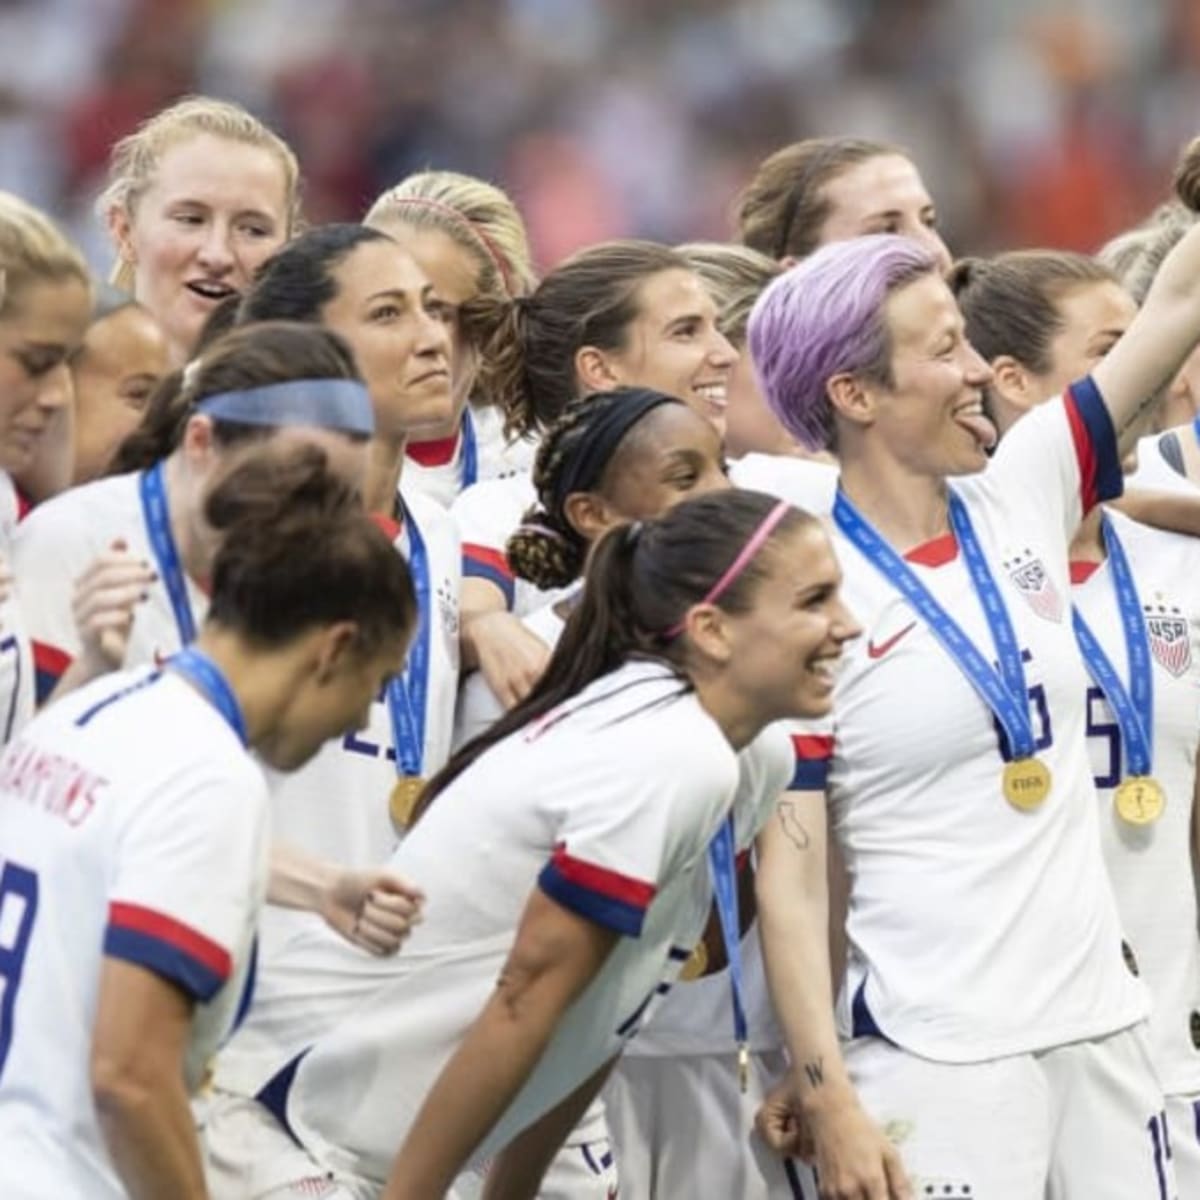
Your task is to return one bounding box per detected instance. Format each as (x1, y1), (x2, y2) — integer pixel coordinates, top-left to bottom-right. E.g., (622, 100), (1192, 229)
(205, 443), (416, 654)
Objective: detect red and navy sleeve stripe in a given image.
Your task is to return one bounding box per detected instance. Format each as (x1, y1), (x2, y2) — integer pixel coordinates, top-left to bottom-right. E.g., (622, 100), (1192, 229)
(789, 733), (833, 791)
(463, 543), (515, 609)
(33, 641), (70, 706)
(539, 843), (656, 938)
(103, 901), (232, 1002)
(1064, 376), (1122, 513)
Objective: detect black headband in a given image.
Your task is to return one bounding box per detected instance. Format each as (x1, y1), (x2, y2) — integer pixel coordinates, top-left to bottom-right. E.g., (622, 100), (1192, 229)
(547, 388), (680, 517)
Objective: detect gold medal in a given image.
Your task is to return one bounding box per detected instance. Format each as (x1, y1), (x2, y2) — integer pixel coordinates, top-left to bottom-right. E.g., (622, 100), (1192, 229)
(1002, 757), (1052, 812)
(1114, 775), (1165, 826)
(679, 940), (709, 981)
(389, 776), (426, 830)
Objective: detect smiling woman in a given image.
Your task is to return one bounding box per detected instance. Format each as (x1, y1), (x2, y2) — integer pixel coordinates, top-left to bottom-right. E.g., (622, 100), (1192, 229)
(746, 219), (1200, 1195)
(98, 96), (300, 366)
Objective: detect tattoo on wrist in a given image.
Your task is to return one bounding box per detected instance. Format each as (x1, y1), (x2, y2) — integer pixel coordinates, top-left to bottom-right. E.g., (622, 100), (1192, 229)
(778, 801), (810, 851)
(802, 1057), (824, 1089)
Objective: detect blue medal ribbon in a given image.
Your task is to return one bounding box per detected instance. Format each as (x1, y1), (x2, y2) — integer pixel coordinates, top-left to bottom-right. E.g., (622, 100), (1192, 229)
(461, 408), (479, 491)
(708, 815), (749, 1091)
(169, 647), (247, 745)
(387, 501), (431, 779)
(833, 488), (1037, 760)
(1070, 514), (1154, 777)
(139, 462), (197, 646)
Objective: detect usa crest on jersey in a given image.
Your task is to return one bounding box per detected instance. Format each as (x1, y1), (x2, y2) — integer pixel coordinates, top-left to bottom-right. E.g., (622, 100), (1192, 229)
(1003, 549), (1063, 622)
(1144, 602), (1192, 678)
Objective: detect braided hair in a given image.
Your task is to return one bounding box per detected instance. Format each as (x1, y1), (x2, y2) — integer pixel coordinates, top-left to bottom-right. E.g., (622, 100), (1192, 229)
(507, 388), (679, 590)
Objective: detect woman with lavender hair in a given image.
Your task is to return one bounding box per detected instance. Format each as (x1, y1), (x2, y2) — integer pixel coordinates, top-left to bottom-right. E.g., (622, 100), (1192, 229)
(745, 209), (1200, 1196)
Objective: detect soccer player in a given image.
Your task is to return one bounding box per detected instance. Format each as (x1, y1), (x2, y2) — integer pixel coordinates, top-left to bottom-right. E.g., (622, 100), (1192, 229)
(452, 239), (738, 708)
(471, 388), (810, 1199)
(747, 218), (1200, 1194)
(365, 170), (539, 507)
(736, 136), (952, 272)
(14, 321), (372, 705)
(0, 442), (417, 1200)
(202, 487), (858, 1199)
(69, 287), (171, 485)
(954, 246), (1200, 1192)
(0, 192), (92, 743)
(99, 95), (300, 366)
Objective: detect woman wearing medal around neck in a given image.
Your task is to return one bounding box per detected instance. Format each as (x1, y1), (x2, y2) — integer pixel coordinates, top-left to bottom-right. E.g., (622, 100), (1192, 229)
(0, 442), (417, 1200)
(234, 223), (460, 855)
(953, 245), (1200, 1191)
(746, 157), (1200, 1193)
(209, 224), (461, 1106)
(12, 321), (424, 955)
(472, 389), (812, 1200)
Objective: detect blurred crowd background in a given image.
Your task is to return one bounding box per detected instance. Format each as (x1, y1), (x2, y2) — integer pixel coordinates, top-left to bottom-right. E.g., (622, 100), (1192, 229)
(2, 0), (1199, 275)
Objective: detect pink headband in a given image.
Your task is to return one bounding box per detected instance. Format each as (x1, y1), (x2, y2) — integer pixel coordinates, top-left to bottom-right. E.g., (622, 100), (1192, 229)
(384, 195), (516, 297)
(663, 500), (791, 639)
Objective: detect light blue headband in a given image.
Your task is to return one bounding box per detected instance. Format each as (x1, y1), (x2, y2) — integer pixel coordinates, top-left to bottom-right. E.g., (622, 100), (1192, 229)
(195, 378), (375, 436)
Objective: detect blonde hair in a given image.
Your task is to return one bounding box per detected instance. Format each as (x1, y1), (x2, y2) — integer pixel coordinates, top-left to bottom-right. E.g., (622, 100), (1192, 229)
(98, 95), (302, 290)
(1099, 202), (1196, 305)
(364, 170), (536, 300)
(0, 191), (90, 318)
(677, 242), (781, 347)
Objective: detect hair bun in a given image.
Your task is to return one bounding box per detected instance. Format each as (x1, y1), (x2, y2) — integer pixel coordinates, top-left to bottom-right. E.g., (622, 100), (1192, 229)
(946, 256), (985, 296)
(1173, 137), (1200, 213)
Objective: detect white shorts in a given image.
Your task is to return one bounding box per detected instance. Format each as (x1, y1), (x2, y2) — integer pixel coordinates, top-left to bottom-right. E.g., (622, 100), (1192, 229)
(1166, 1091), (1200, 1198)
(846, 1024), (1175, 1199)
(541, 1098), (619, 1199)
(202, 1092), (483, 1200)
(603, 1050), (816, 1199)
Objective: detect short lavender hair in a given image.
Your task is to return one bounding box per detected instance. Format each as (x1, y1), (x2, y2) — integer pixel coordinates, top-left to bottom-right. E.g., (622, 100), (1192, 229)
(748, 234), (938, 451)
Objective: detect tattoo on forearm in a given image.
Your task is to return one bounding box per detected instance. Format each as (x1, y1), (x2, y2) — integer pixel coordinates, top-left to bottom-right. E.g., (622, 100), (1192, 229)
(777, 801), (810, 851)
(802, 1057), (824, 1089)
(1118, 389), (1162, 437)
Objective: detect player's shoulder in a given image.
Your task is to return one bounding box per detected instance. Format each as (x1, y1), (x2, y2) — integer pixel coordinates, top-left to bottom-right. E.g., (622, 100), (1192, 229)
(14, 472), (140, 554)
(730, 453), (839, 516)
(451, 472), (534, 532)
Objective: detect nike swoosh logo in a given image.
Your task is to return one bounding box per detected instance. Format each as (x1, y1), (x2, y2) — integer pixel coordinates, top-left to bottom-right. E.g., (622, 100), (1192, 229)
(866, 621), (917, 659)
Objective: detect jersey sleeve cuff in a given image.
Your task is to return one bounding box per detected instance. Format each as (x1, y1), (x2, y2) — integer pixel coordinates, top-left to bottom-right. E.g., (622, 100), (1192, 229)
(103, 901), (232, 1002)
(538, 845), (656, 938)
(462, 543), (516, 609)
(789, 733), (833, 791)
(1064, 376), (1122, 512)
(33, 640), (71, 705)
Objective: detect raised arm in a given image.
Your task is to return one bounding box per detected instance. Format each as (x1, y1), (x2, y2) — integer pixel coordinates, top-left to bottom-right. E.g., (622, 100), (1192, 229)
(755, 790), (911, 1200)
(381, 889), (617, 1199)
(1094, 142), (1200, 456)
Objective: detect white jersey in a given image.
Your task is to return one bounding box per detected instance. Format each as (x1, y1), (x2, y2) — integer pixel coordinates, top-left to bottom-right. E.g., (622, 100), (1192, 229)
(803, 379), (1147, 1062)
(263, 485), (460, 868)
(404, 406), (537, 512)
(12, 470), (207, 700)
(452, 472), (563, 617)
(215, 661), (788, 1188)
(0, 667), (268, 1200)
(0, 474), (34, 744)
(729, 453), (839, 516)
(1072, 509), (1200, 1095)
(219, 487), (461, 1093)
(1128, 428), (1200, 497)
(455, 587), (790, 1057)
